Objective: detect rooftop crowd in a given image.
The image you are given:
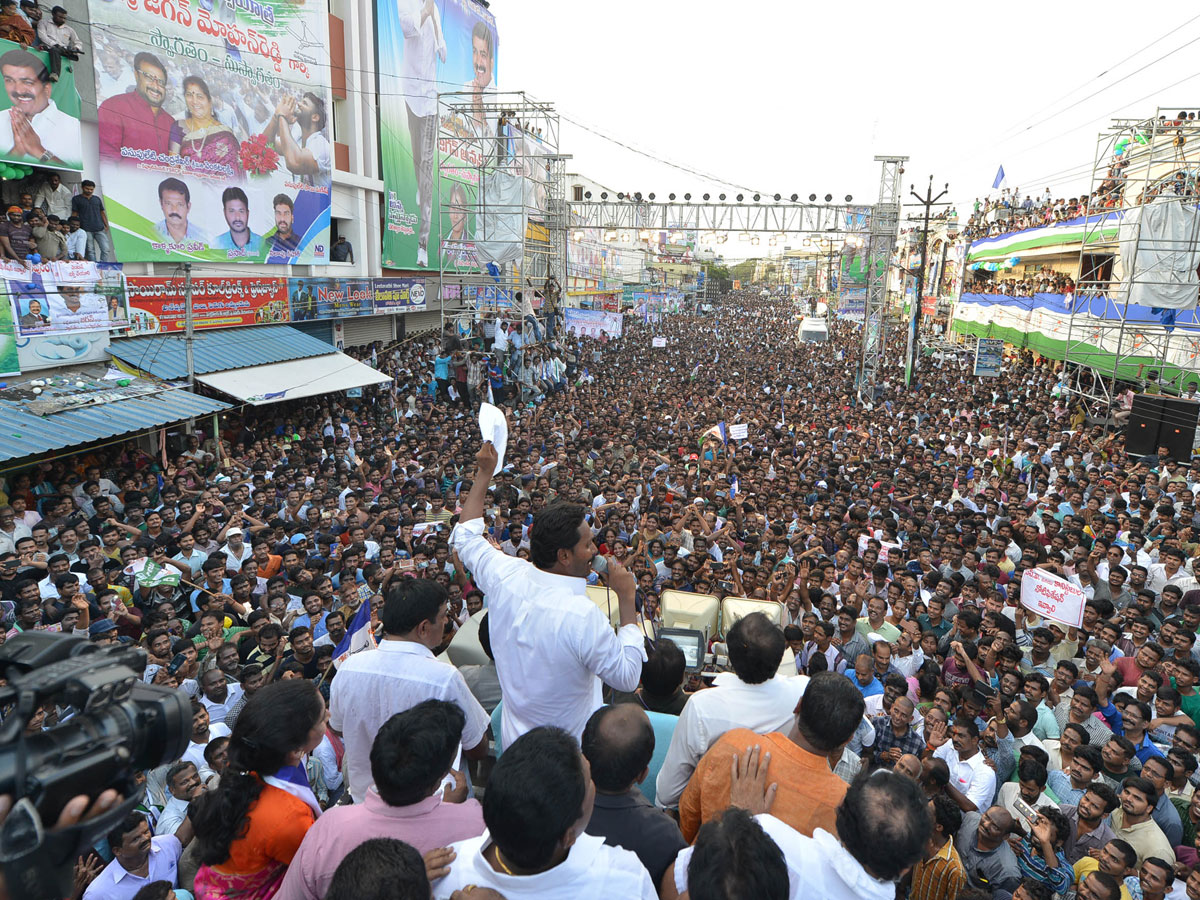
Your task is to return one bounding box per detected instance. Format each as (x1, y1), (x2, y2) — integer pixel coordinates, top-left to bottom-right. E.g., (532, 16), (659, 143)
(4, 286), (1200, 900)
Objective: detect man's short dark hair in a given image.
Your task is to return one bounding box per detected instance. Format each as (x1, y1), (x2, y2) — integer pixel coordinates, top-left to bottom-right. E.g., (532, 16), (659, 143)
(272, 192), (293, 212)
(796, 670), (866, 752)
(726, 612), (785, 685)
(221, 186), (249, 208)
(687, 807), (788, 900)
(529, 501), (587, 570)
(641, 637), (685, 697)
(157, 177), (189, 204)
(931, 792), (962, 837)
(106, 810), (147, 851)
(1108, 837), (1138, 869)
(0, 48), (48, 83)
(483, 726), (586, 870)
(370, 700), (464, 807)
(581, 704), (654, 793)
(1084, 780), (1119, 814)
(379, 578), (446, 635)
(1122, 774), (1157, 804)
(324, 838), (429, 900)
(837, 769), (932, 881)
(132, 51), (165, 78)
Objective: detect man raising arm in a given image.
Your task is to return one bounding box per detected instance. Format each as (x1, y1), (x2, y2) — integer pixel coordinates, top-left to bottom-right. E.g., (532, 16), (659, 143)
(451, 440), (645, 749)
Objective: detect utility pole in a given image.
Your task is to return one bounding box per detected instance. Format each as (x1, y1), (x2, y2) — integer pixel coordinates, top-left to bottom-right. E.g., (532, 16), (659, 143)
(905, 175), (949, 387)
(184, 262), (195, 386)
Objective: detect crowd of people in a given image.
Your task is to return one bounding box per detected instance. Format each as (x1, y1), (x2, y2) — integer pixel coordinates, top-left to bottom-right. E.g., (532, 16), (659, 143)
(962, 189), (1096, 243)
(4, 286), (1200, 900)
(968, 271), (1077, 298)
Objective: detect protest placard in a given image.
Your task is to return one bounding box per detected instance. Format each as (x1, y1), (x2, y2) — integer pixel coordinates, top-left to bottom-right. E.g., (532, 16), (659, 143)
(1019, 567), (1085, 628)
(652, 337), (667, 347)
(728, 423), (749, 440)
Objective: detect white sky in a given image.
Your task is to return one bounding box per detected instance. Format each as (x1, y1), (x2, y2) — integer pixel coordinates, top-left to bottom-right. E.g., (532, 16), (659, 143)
(496, 0), (1200, 250)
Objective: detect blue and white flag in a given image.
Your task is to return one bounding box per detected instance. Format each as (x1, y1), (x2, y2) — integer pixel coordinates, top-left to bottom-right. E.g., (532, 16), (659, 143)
(730, 474), (739, 498)
(333, 600), (375, 669)
(717, 421), (728, 445)
(992, 165), (1007, 190)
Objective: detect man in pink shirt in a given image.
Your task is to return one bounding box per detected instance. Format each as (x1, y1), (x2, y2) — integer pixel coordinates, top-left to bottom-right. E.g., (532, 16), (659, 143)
(276, 699), (485, 900)
(97, 51), (173, 160)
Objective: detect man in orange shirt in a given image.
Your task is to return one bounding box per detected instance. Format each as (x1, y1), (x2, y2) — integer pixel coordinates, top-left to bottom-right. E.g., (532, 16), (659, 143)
(678, 670), (865, 842)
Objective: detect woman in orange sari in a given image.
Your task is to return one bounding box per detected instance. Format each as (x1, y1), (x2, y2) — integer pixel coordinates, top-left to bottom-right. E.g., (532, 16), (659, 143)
(191, 678), (327, 899)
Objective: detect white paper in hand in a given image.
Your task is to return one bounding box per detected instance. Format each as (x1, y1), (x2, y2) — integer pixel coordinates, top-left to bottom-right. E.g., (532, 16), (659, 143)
(478, 402), (508, 475)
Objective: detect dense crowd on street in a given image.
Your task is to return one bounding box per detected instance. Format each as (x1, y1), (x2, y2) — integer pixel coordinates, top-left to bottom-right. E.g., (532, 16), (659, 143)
(5, 284), (1200, 900)
(969, 271), (1077, 298)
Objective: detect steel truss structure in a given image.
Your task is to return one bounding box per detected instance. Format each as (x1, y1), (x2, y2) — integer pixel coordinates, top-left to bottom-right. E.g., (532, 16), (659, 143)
(1064, 109), (1200, 416)
(563, 158), (905, 395)
(860, 156), (907, 399)
(437, 92), (567, 333)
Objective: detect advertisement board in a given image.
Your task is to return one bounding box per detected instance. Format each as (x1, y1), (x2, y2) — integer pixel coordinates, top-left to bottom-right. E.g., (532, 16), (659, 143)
(10, 261), (126, 335)
(0, 39), (84, 171)
(289, 278), (373, 321)
(372, 278), (427, 313)
(86, 0), (333, 263)
(17, 330), (110, 372)
(126, 276), (288, 333)
(564, 307), (622, 339)
(377, 0), (499, 270)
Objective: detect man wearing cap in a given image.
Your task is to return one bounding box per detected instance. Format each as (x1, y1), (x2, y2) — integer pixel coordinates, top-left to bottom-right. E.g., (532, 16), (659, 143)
(0, 202), (33, 261)
(89, 618), (119, 645)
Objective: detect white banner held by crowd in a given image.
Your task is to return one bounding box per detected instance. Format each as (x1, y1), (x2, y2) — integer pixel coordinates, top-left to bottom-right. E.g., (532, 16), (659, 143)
(1019, 567), (1085, 628)
(652, 337), (667, 347)
(728, 423), (749, 440)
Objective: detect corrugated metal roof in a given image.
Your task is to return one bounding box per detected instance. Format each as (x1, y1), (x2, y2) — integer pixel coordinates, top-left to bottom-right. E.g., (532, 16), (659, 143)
(108, 325), (337, 380)
(0, 389), (231, 463)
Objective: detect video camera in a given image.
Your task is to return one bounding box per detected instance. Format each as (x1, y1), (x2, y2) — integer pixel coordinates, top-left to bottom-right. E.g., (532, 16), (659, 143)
(0, 632), (191, 900)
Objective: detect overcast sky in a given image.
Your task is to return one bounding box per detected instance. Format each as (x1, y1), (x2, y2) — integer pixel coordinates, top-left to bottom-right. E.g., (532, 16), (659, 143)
(496, 0), (1200, 248)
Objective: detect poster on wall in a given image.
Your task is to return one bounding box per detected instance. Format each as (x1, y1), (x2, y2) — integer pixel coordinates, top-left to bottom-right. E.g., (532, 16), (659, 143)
(0, 38), (84, 171)
(377, 0), (499, 270)
(289, 278), (373, 320)
(126, 276), (289, 333)
(564, 307), (622, 339)
(86, 0), (333, 263)
(9, 260), (126, 335)
(16, 330), (110, 372)
(372, 278), (427, 313)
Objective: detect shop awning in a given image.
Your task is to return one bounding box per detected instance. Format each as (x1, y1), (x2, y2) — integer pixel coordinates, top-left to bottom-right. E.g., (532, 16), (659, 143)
(195, 353), (392, 405)
(109, 325), (335, 380)
(0, 386), (231, 464)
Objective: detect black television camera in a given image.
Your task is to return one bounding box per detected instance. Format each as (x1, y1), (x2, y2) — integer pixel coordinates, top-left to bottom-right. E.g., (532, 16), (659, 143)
(0, 632), (190, 900)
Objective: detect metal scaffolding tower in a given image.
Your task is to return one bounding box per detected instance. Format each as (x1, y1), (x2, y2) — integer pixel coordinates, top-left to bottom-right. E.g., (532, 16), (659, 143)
(858, 156), (907, 400)
(1064, 109), (1200, 414)
(436, 91), (565, 333)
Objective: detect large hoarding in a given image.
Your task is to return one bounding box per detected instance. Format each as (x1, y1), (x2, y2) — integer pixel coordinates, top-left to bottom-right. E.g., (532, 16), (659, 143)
(0, 38), (84, 171)
(377, 0), (499, 271)
(10, 261), (126, 335)
(126, 276), (289, 333)
(289, 277), (373, 320)
(373, 278), (427, 313)
(87, 0), (333, 264)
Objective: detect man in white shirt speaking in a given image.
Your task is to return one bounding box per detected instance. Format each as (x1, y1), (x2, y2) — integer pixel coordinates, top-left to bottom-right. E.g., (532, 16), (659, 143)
(451, 440), (645, 750)
(330, 577), (490, 802)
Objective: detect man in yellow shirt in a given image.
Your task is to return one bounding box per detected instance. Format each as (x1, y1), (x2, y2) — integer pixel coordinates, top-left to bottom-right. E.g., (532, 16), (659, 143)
(1071, 837), (1136, 900)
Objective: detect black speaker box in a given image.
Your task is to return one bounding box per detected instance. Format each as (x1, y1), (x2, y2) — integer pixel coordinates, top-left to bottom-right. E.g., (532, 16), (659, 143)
(1126, 394), (1199, 460)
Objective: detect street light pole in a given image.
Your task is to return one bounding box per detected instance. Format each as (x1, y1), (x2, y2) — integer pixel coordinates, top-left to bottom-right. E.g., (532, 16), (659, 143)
(905, 176), (949, 387)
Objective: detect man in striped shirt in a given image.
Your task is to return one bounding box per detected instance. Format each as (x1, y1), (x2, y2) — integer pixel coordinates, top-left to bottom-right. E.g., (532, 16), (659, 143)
(910, 794), (966, 900)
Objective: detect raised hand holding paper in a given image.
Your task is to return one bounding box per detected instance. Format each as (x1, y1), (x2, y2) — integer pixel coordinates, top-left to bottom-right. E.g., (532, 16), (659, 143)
(478, 402), (508, 475)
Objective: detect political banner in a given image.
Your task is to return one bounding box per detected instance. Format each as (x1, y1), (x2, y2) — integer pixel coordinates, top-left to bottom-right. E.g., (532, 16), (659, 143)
(10, 260), (126, 335)
(564, 307), (622, 339)
(377, 0), (499, 270)
(126, 276), (288, 333)
(289, 277), (373, 321)
(973, 337), (1003, 377)
(651, 336), (666, 348)
(0, 286), (17, 375)
(1020, 567), (1086, 629)
(473, 285), (513, 311)
(372, 278), (427, 313)
(728, 423), (749, 441)
(87, 0), (333, 263)
(0, 39), (84, 171)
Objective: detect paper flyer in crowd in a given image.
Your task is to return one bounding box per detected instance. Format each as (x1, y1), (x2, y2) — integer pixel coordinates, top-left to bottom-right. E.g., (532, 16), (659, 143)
(479, 402), (508, 475)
